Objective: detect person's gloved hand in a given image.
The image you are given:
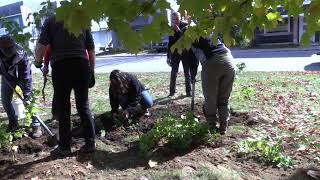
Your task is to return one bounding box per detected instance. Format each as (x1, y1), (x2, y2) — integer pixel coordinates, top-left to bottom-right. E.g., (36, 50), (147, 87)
(24, 96), (32, 106)
(42, 65), (49, 76)
(89, 68), (95, 88)
(34, 61), (42, 69)
(166, 58), (171, 67)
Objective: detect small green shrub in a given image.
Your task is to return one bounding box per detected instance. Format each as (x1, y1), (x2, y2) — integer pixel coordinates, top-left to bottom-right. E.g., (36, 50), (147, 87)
(234, 138), (294, 169)
(138, 112), (219, 156)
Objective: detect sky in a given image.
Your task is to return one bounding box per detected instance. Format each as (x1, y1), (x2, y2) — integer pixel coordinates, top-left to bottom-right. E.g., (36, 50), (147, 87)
(0, 0), (45, 11)
(0, 0), (179, 11)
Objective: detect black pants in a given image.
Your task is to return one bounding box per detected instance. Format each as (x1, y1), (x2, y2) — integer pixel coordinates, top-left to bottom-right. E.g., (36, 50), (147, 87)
(52, 59), (95, 150)
(170, 51), (198, 95)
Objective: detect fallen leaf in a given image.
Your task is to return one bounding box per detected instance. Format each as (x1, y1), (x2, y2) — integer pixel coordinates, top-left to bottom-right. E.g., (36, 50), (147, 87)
(307, 170), (320, 179)
(148, 160), (158, 168)
(31, 176), (39, 180)
(86, 162), (93, 169)
(297, 145), (307, 152)
(139, 176), (149, 180)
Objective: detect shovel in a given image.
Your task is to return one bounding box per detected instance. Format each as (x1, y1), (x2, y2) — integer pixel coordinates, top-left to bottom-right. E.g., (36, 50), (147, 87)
(191, 79), (196, 112)
(2, 75), (58, 147)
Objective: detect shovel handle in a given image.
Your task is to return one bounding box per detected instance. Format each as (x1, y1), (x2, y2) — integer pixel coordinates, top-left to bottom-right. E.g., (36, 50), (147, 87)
(191, 80), (196, 111)
(33, 115), (54, 137)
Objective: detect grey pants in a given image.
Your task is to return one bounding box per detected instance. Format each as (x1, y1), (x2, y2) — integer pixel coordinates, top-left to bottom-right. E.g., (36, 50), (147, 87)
(201, 53), (235, 128)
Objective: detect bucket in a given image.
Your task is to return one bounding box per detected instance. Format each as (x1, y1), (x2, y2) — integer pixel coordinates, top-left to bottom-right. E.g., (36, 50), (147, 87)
(11, 98), (26, 119)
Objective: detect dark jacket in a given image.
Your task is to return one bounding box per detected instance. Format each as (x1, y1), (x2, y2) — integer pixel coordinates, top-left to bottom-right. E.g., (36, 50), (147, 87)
(0, 45), (32, 99)
(38, 16), (95, 65)
(192, 37), (229, 64)
(167, 21), (188, 60)
(109, 74), (146, 114)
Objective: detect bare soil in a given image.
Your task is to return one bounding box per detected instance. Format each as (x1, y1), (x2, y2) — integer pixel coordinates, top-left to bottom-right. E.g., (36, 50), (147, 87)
(0, 103), (316, 180)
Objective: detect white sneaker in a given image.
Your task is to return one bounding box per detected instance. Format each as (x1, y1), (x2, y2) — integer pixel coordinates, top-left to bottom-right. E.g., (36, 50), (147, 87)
(144, 109), (151, 117)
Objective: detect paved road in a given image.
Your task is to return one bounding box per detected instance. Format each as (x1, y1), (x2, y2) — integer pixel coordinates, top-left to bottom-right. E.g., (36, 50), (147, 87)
(94, 49), (320, 72)
(32, 48), (320, 73)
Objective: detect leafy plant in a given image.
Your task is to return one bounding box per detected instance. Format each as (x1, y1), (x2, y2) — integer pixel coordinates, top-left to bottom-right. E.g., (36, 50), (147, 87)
(0, 17), (33, 56)
(138, 112), (219, 156)
(233, 85), (255, 101)
(52, 0), (320, 53)
(234, 138), (294, 169)
(236, 62), (247, 76)
(24, 89), (41, 126)
(0, 124), (26, 163)
(1, 1), (54, 58)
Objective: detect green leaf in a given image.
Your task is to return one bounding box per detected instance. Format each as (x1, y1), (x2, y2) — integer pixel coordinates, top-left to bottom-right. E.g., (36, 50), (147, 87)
(266, 12), (282, 21)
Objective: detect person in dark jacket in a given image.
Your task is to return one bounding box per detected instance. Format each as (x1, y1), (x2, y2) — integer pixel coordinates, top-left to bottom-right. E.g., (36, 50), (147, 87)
(191, 36), (235, 135)
(167, 11), (198, 97)
(109, 70), (153, 124)
(0, 35), (41, 136)
(35, 16), (96, 156)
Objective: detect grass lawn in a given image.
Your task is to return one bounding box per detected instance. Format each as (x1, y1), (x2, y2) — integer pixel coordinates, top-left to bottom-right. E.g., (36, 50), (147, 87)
(0, 71), (319, 179)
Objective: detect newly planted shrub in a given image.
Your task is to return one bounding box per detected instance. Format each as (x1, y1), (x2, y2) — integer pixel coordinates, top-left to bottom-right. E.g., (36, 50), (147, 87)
(138, 112), (219, 156)
(234, 138), (294, 169)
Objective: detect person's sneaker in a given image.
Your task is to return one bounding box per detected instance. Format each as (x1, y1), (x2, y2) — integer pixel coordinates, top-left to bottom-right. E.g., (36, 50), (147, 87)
(71, 125), (84, 138)
(51, 146), (72, 156)
(80, 143), (96, 153)
(32, 126), (42, 138)
(168, 93), (174, 97)
(144, 109), (151, 117)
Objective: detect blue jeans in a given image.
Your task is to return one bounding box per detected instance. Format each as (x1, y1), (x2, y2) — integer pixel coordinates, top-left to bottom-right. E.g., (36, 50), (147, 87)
(1, 76), (40, 128)
(141, 90), (153, 108)
(1, 76), (18, 127)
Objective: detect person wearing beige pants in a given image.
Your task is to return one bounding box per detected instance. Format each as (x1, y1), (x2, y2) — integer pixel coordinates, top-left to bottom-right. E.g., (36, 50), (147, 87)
(192, 37), (235, 135)
(201, 53), (235, 134)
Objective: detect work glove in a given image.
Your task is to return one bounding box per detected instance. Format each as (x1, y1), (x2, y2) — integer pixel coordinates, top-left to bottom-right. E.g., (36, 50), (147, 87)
(89, 68), (95, 88)
(166, 58), (171, 67)
(123, 110), (130, 119)
(34, 61), (42, 69)
(42, 65), (49, 76)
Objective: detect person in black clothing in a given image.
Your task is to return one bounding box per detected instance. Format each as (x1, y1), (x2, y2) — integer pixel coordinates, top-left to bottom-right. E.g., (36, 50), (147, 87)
(35, 16), (96, 156)
(109, 70), (153, 124)
(167, 11), (198, 97)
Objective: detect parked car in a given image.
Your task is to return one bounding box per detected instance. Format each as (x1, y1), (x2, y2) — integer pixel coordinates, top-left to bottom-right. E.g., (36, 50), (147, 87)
(152, 36), (169, 52)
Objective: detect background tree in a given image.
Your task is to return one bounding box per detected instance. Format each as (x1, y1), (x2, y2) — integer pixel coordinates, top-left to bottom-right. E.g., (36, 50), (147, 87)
(29, 0), (320, 53)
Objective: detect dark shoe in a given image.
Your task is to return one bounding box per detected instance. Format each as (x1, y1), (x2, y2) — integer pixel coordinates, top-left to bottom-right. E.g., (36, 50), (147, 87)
(80, 143), (96, 153)
(208, 121), (219, 132)
(219, 121), (228, 135)
(168, 93), (174, 97)
(51, 146), (72, 156)
(6, 124), (18, 133)
(71, 125), (84, 138)
(186, 92), (192, 97)
(32, 126), (42, 138)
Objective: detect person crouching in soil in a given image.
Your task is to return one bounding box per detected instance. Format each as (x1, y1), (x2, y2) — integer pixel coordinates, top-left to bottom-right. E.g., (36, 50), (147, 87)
(109, 70), (153, 126)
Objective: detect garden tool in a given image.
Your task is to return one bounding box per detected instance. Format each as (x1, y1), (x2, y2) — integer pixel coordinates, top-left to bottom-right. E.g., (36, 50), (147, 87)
(1, 74), (58, 147)
(42, 74), (48, 102)
(191, 79), (196, 112)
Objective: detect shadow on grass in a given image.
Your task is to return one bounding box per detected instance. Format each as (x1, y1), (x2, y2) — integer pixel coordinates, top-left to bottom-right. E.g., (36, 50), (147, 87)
(0, 153), (77, 179)
(0, 144), (201, 179)
(75, 143), (201, 171)
(154, 95), (187, 105)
